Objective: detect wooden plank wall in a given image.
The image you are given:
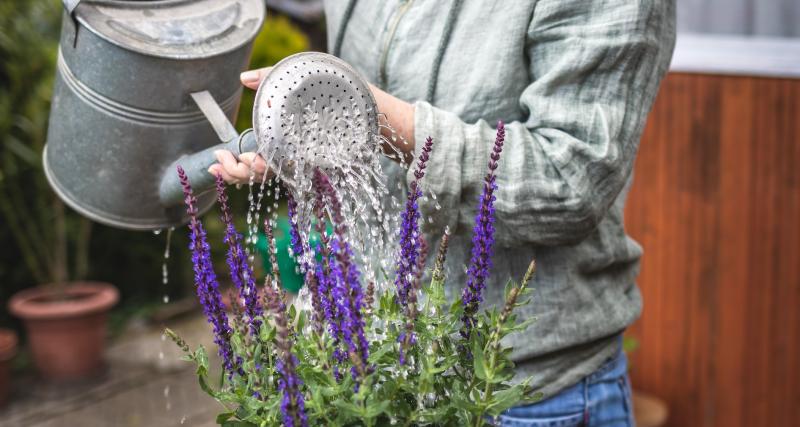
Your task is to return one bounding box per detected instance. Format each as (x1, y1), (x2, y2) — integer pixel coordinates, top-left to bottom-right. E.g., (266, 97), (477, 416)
(625, 73), (800, 427)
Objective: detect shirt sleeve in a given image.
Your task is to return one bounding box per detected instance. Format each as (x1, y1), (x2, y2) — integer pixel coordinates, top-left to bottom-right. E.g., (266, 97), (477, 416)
(410, 0), (676, 247)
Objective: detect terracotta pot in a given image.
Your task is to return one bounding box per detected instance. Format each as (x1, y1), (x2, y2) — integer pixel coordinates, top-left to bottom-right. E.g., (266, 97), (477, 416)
(0, 328), (17, 407)
(8, 282), (118, 381)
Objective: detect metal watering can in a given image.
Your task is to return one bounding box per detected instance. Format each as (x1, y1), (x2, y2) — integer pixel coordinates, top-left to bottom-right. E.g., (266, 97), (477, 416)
(46, 0), (380, 232)
(45, 0), (266, 230)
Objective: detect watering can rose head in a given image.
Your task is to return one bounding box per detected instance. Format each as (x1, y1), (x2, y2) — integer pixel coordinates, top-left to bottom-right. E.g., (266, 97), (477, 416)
(166, 122), (541, 426)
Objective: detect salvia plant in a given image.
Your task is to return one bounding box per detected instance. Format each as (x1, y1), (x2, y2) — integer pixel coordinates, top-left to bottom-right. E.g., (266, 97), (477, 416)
(166, 122), (542, 426)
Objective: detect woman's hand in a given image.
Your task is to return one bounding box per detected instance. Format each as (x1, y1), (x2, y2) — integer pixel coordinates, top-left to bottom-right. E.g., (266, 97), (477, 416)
(210, 65), (417, 184)
(207, 67), (273, 184)
(239, 67), (272, 91)
(207, 150), (268, 185)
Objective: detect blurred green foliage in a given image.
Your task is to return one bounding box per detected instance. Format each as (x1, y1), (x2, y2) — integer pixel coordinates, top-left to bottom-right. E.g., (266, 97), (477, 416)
(0, 0), (309, 332)
(236, 14), (310, 131)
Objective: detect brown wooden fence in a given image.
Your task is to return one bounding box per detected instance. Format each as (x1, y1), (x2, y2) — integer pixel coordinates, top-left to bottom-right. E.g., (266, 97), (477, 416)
(625, 72), (800, 427)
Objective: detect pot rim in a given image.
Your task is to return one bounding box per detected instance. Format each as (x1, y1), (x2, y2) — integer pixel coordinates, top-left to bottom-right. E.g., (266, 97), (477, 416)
(8, 282), (118, 321)
(0, 328), (17, 361)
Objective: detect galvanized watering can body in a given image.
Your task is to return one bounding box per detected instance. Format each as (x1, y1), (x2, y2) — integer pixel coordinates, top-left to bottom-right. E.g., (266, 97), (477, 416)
(45, 0), (265, 230)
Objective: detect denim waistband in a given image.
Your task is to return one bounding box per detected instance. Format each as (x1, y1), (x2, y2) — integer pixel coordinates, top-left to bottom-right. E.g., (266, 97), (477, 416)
(586, 335), (627, 384)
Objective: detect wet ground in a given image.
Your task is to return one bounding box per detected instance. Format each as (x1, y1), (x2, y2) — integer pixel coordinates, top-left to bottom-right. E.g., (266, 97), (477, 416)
(1, 312), (221, 427)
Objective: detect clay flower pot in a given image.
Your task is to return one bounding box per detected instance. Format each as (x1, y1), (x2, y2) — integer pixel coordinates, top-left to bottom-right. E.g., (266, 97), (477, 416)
(9, 282), (118, 381)
(0, 328), (17, 407)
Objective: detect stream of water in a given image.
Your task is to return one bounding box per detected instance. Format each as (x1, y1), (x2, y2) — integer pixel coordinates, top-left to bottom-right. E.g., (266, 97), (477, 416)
(252, 97), (411, 304)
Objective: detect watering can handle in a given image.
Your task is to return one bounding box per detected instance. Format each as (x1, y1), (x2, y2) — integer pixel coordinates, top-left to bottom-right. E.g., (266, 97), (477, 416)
(63, 0), (81, 14)
(62, 0), (82, 45)
(158, 91), (257, 207)
(190, 91), (239, 143)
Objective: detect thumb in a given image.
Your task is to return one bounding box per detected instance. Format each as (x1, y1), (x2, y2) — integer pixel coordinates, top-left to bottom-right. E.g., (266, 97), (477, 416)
(240, 67), (273, 90)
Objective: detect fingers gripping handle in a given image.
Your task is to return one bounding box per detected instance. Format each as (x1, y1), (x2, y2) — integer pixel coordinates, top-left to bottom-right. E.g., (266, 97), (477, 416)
(159, 130), (257, 206)
(159, 90), (256, 206)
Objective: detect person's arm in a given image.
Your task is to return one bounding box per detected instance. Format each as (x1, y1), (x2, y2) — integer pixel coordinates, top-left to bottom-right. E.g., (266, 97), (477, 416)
(210, 70), (416, 183)
(414, 0), (676, 247)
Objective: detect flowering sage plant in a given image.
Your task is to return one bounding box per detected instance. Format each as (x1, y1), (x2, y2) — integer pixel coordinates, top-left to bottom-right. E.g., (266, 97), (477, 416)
(166, 122), (542, 426)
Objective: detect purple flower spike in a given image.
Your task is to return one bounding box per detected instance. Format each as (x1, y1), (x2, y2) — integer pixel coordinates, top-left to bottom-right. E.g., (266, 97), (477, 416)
(266, 279), (308, 427)
(277, 356), (308, 427)
(461, 122), (505, 338)
(215, 174), (262, 335)
(178, 166), (236, 373)
(395, 136), (434, 307)
(312, 169), (370, 382)
(395, 137), (434, 363)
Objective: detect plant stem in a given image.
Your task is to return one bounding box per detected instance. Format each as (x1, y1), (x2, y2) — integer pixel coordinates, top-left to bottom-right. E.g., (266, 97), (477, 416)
(473, 261), (536, 427)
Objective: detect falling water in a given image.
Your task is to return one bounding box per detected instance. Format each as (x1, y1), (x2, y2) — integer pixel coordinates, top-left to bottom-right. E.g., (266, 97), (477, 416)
(161, 227), (173, 303)
(250, 92), (411, 304)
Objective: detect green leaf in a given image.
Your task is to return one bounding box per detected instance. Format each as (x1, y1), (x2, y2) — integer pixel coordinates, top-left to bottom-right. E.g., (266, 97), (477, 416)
(331, 400), (361, 418)
(216, 412), (235, 424)
(472, 341), (488, 381)
(235, 405), (254, 421)
(198, 375), (216, 397)
(487, 385), (525, 415)
(295, 309), (306, 332)
(221, 421), (257, 427)
(368, 342), (395, 364)
(364, 400), (390, 418)
(195, 346), (209, 371)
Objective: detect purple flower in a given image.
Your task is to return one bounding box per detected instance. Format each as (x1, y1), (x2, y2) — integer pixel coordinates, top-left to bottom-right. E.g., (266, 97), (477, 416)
(178, 166), (235, 373)
(331, 238), (369, 380)
(277, 356), (308, 427)
(265, 280), (308, 427)
(215, 174), (262, 335)
(461, 122), (505, 338)
(312, 169), (370, 382)
(395, 137), (434, 308)
(395, 137), (434, 364)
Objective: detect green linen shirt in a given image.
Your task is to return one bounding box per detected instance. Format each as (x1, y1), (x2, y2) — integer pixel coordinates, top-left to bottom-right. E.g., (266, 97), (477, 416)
(324, 0), (676, 399)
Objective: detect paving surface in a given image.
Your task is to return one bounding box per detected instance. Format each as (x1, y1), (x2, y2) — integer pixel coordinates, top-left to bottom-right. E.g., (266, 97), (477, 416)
(0, 313), (222, 427)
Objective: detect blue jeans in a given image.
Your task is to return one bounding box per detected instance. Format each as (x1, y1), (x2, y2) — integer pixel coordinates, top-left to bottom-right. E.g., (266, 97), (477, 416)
(499, 348), (634, 427)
